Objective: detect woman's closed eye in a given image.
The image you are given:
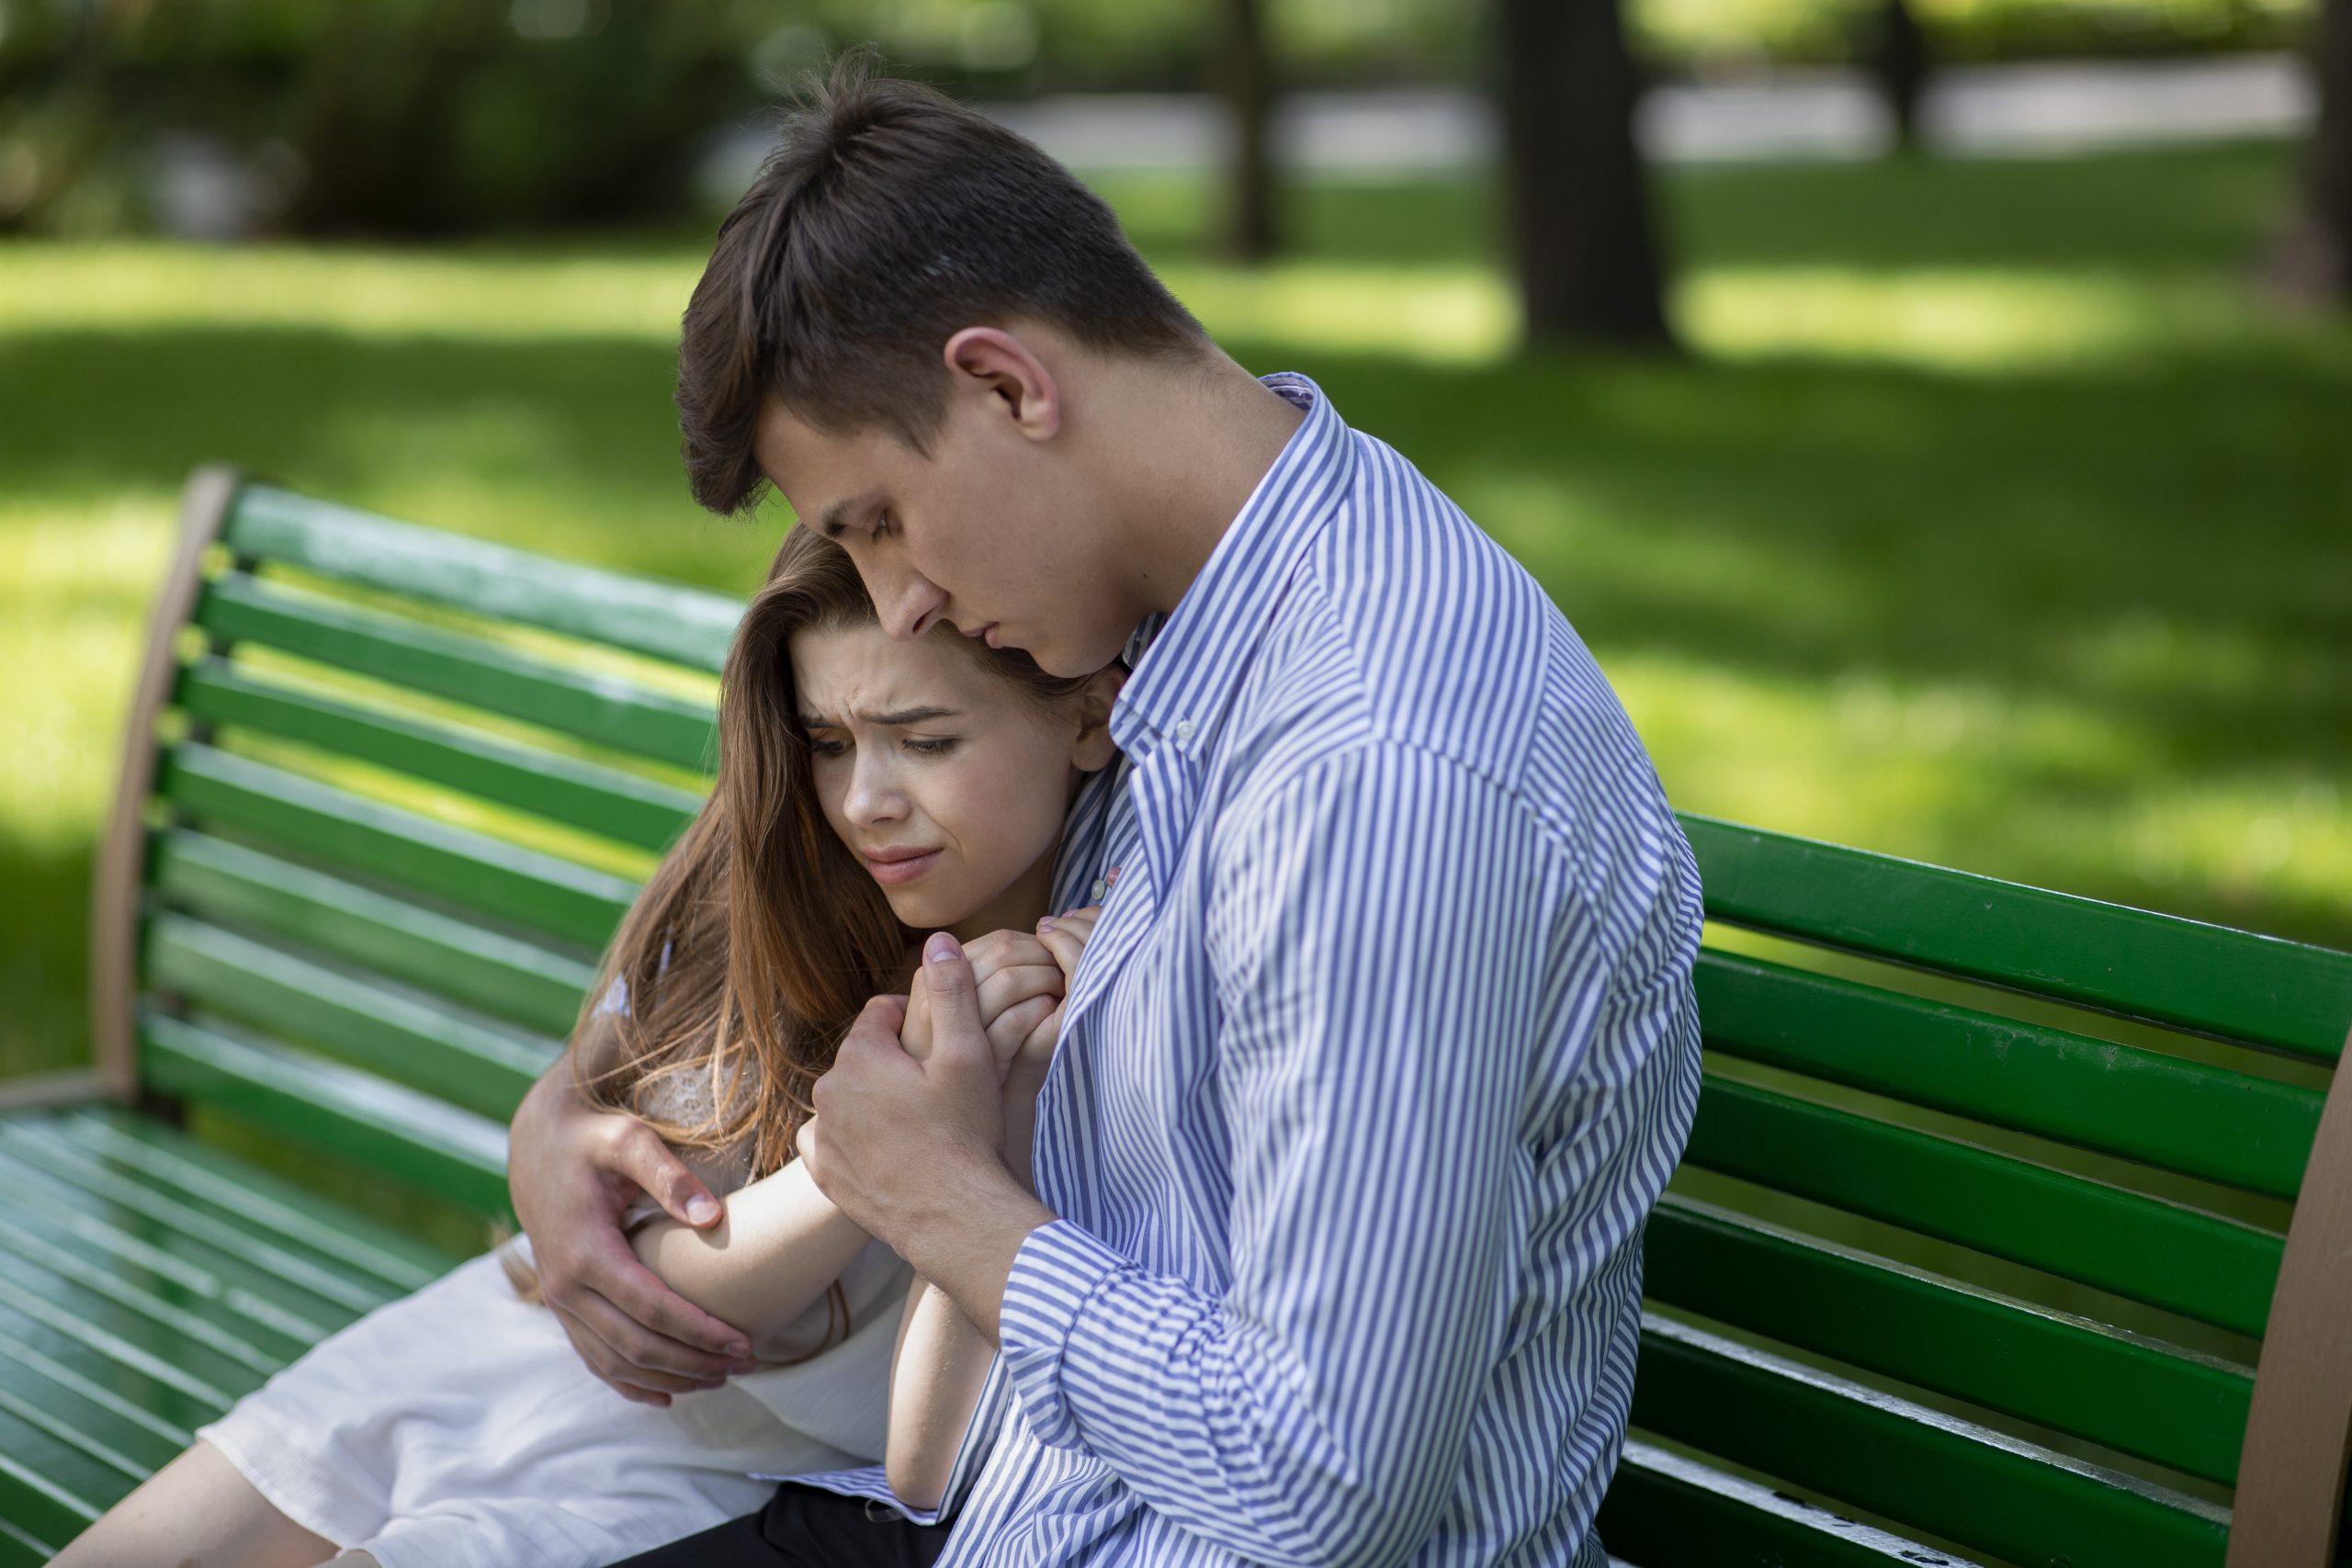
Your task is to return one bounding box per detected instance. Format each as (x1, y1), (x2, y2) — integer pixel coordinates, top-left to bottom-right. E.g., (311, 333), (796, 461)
(807, 735), (961, 757)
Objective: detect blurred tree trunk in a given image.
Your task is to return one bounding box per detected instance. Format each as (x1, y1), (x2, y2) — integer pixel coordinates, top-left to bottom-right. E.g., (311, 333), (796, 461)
(1216, 0), (1279, 262)
(1495, 0), (1674, 350)
(1867, 0), (1932, 155)
(2271, 0), (2352, 305)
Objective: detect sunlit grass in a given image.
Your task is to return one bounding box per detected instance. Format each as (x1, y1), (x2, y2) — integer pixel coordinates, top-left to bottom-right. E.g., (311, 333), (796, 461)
(3, 141), (2347, 1084)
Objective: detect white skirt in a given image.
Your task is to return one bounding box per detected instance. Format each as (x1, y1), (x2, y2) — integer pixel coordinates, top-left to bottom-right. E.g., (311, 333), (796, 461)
(197, 1235), (906, 1568)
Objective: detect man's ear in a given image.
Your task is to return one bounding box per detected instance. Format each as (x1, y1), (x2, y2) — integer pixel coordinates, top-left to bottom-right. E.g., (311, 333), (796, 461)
(942, 326), (1061, 443)
(1069, 665), (1126, 774)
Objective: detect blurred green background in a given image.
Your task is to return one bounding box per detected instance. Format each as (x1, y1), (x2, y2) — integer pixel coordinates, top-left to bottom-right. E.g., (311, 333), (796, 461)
(2, 0), (2348, 1087)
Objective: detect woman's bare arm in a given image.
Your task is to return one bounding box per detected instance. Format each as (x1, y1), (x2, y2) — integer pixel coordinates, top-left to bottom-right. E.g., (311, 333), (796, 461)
(628, 1157), (871, 1347)
(884, 1272), (997, 1513)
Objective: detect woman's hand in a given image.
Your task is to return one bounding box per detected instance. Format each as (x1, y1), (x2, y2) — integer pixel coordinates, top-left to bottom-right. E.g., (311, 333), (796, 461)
(902, 929), (1066, 1072)
(1001, 906), (1101, 1190)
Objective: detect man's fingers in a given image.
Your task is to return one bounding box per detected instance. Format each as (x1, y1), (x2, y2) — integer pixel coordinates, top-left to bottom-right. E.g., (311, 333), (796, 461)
(605, 1118), (723, 1229)
(557, 1292), (737, 1394)
(918, 931), (991, 1064)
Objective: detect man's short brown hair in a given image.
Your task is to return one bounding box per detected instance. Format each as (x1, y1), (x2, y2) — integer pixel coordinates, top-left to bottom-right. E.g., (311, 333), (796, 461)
(676, 53), (1208, 516)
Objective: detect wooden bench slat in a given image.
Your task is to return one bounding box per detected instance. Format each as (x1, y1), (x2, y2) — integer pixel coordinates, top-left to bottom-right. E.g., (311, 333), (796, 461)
(30, 1107), (450, 1292)
(0, 1262), (243, 1415)
(0, 1512), (61, 1566)
(1683, 815), (2352, 1061)
(0, 1158), (350, 1357)
(0, 1242), (271, 1397)
(195, 573), (718, 773)
(0, 1139), (366, 1341)
(1687, 1077), (2281, 1337)
(0, 1359), (188, 1481)
(178, 659), (702, 854)
(0, 1114), (395, 1325)
(1646, 1196), (2252, 1483)
(153, 830), (598, 1040)
(0, 1207), (305, 1372)
(1698, 951), (2323, 1200)
(0, 1310), (210, 1448)
(226, 484), (741, 674)
(138, 1012), (513, 1215)
(144, 914), (558, 1123)
(159, 743), (635, 950)
(0, 1409), (112, 1554)
(1595, 1438), (1948, 1566)
(1633, 1315), (2230, 1568)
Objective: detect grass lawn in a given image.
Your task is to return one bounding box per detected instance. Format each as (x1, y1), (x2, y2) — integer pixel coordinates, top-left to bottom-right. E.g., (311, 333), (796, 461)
(3, 142), (2348, 1086)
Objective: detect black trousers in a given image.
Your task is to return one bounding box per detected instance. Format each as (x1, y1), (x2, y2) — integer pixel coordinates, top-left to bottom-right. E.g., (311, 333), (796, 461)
(606, 1482), (954, 1568)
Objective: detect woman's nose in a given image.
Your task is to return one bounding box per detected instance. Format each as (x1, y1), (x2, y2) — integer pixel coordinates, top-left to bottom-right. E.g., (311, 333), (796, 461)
(842, 757), (908, 825)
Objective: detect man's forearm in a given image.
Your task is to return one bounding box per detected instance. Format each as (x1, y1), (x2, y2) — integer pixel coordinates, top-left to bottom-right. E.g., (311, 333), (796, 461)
(885, 1154), (1053, 1347)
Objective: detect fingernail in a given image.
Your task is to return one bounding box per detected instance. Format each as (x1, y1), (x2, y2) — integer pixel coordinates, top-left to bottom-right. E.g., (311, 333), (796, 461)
(731, 1359), (760, 1375)
(687, 1196), (720, 1224)
(727, 1340), (753, 1360)
(1036, 917), (1057, 934)
(925, 931), (962, 965)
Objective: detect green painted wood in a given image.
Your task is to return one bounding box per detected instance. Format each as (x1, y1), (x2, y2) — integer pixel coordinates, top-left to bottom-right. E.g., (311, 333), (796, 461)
(0, 1404), (110, 1551)
(0, 1123), (400, 1335)
(152, 830), (599, 1040)
(0, 1304), (213, 1446)
(0, 1205), (301, 1373)
(0, 1266), (241, 1415)
(0, 1514), (58, 1566)
(1697, 950), (2324, 1200)
(0, 1243), (272, 1396)
(1681, 814), (2352, 1061)
(0, 1140), (361, 1343)
(227, 483), (742, 674)
(143, 913), (558, 1123)
(30, 1108), (450, 1291)
(0, 1356), (187, 1480)
(158, 743), (637, 950)
(177, 659), (703, 854)
(1631, 1314), (2230, 1568)
(0, 1169), (329, 1362)
(1685, 1075), (2282, 1337)
(1644, 1196), (2252, 1483)
(138, 1012), (513, 1215)
(1596, 1439), (1965, 1566)
(195, 573), (718, 772)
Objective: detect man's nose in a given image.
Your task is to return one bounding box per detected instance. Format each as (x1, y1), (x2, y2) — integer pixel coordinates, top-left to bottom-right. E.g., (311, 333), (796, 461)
(875, 569), (948, 642)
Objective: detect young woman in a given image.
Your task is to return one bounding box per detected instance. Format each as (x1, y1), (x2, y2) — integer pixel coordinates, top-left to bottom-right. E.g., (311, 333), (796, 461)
(52, 526), (1122, 1568)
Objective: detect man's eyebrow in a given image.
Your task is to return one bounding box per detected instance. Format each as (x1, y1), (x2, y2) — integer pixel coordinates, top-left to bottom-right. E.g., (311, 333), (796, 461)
(799, 705), (963, 728)
(815, 491), (884, 541)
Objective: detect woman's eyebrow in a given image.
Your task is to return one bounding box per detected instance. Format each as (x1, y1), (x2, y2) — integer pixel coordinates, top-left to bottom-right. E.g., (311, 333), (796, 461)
(799, 705), (962, 728)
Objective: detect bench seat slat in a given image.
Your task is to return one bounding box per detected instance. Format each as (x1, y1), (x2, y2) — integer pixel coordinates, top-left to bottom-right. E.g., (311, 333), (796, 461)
(0, 1513), (59, 1566)
(1686, 1077), (2281, 1337)
(0, 1240), (271, 1398)
(1698, 951), (2323, 1201)
(0, 1306), (214, 1445)
(1645, 1196), (2251, 1484)
(225, 484), (741, 674)
(196, 574), (717, 773)
(178, 660), (701, 855)
(0, 1408), (112, 1553)
(144, 914), (558, 1123)
(19, 1108), (450, 1292)
(153, 831), (599, 1040)
(0, 1140), (365, 1341)
(159, 743), (635, 950)
(0, 1361), (187, 1483)
(1595, 1438), (1947, 1566)
(139, 1013), (512, 1215)
(1633, 1315), (2229, 1568)
(1683, 815), (2352, 1061)
(0, 1160), (347, 1357)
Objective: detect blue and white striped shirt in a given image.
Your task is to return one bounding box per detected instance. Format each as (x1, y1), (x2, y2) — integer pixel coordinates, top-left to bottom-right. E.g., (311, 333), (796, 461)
(910, 372), (1705, 1567)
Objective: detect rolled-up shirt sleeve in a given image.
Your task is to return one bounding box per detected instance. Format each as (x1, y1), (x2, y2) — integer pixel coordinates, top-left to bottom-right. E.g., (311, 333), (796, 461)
(997, 743), (1596, 1568)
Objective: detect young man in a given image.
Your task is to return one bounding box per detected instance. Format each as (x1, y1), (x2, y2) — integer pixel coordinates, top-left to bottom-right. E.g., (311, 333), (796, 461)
(507, 60), (1702, 1568)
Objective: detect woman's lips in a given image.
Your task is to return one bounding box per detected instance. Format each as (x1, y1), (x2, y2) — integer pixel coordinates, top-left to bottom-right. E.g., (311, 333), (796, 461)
(864, 848), (943, 886)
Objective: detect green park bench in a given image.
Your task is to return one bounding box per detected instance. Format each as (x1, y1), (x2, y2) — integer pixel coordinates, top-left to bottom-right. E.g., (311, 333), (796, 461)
(4, 466), (2350, 1566)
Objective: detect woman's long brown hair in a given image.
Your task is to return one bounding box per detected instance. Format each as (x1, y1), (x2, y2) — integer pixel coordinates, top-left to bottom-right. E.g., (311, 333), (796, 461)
(501, 525), (1097, 1344)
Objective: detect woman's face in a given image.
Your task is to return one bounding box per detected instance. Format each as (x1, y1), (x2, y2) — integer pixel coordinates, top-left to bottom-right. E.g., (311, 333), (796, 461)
(792, 621), (1113, 937)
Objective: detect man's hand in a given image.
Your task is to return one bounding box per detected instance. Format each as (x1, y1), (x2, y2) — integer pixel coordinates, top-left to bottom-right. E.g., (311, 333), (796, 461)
(508, 1067), (759, 1404)
(798, 933), (1055, 1343)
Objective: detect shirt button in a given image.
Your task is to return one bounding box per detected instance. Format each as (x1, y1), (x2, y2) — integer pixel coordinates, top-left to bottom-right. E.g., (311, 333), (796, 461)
(1090, 878), (1109, 901)
(1174, 718), (1194, 743)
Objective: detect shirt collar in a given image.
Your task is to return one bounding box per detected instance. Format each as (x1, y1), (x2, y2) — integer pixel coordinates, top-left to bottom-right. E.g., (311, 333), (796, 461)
(1111, 372), (1355, 760)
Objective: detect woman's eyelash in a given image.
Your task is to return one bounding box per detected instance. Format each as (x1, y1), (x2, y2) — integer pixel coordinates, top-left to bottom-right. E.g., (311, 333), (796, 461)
(806, 736), (960, 756)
